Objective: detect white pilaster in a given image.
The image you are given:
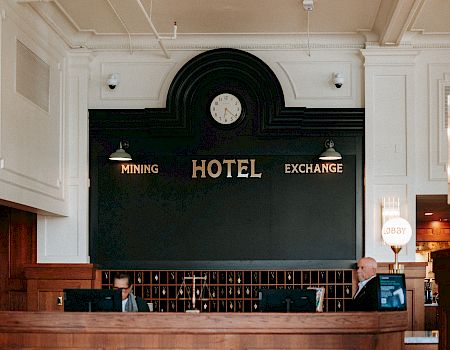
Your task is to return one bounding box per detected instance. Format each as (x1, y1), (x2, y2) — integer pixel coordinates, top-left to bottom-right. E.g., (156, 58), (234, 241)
(37, 51), (91, 263)
(362, 48), (419, 263)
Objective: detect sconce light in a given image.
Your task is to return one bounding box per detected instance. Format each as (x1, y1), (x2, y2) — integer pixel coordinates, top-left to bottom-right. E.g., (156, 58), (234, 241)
(319, 139), (342, 161)
(382, 197), (400, 225)
(109, 141), (132, 161)
(381, 216), (412, 274)
(106, 73), (120, 90)
(381, 197), (410, 274)
(333, 73), (344, 88)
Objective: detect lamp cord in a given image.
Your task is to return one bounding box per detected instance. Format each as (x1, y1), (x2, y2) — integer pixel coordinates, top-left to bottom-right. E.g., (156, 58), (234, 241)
(307, 10), (311, 57)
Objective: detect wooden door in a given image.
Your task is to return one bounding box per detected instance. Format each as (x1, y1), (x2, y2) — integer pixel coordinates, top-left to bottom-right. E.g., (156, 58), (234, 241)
(0, 206), (36, 310)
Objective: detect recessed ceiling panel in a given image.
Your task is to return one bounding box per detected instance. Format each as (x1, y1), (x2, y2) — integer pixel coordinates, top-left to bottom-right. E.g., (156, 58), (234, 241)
(57, 0), (126, 33)
(411, 0), (450, 34)
(146, 0), (382, 34)
(55, 0), (382, 35)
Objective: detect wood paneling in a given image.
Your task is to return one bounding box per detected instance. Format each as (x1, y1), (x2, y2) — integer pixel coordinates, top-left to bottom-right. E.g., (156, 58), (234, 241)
(9, 291), (28, 311)
(0, 311), (408, 350)
(405, 345), (438, 350)
(24, 264), (98, 280)
(378, 262), (427, 331)
(431, 249), (450, 350)
(24, 263), (426, 332)
(24, 264), (99, 311)
(425, 305), (440, 330)
(0, 208), (9, 310)
(0, 206), (36, 311)
(9, 209), (36, 278)
(417, 222), (450, 242)
(38, 291), (62, 312)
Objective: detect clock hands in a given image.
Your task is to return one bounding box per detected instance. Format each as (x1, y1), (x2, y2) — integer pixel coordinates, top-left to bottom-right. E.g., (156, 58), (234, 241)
(224, 107), (237, 118)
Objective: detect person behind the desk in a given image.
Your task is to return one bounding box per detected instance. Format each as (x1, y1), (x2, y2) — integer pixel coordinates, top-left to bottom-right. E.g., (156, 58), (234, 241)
(113, 272), (149, 312)
(349, 257), (378, 311)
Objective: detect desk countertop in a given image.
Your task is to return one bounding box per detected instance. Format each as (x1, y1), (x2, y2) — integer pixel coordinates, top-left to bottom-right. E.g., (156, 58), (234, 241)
(404, 331), (439, 344)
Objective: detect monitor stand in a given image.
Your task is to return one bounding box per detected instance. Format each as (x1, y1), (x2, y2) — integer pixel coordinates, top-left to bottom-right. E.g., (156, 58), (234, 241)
(284, 297), (292, 313)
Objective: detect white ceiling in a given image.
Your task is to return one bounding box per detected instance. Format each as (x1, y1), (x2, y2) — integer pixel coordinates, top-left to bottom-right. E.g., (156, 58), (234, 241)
(18, 0), (450, 52)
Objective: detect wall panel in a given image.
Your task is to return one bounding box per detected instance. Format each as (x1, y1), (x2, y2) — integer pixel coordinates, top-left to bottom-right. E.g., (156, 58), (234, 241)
(427, 65), (450, 182)
(0, 1), (68, 215)
(373, 75), (407, 177)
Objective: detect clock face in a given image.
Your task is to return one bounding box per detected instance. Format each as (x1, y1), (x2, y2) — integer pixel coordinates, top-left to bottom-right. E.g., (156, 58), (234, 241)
(209, 93), (242, 125)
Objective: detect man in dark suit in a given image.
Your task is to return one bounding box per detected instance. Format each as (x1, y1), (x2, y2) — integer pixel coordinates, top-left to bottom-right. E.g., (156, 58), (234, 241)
(113, 272), (150, 312)
(349, 257), (378, 311)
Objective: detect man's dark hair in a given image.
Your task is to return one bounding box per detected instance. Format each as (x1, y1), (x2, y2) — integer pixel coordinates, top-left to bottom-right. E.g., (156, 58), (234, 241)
(113, 272), (133, 286)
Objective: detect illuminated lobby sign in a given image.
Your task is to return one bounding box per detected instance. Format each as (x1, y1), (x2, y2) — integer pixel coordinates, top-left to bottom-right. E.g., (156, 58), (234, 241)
(118, 159), (344, 176)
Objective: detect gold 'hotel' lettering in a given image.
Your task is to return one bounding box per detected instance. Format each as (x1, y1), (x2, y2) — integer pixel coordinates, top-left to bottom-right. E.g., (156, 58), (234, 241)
(192, 159), (262, 179)
(284, 163), (343, 174)
(121, 164), (159, 174)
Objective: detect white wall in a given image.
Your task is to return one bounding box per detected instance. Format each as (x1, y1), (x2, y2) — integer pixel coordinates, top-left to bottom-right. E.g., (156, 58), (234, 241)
(0, 1), (90, 263)
(0, 0), (447, 264)
(0, 0), (67, 215)
(362, 48), (448, 262)
(363, 49), (419, 262)
(37, 51), (91, 263)
(415, 50), (450, 194)
(88, 49), (364, 110)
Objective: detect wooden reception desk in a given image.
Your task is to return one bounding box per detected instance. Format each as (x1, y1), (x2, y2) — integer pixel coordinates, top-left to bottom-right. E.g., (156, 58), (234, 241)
(0, 311), (407, 350)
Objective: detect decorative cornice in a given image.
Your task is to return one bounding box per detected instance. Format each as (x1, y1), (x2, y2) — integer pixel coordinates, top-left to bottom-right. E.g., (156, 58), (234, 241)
(413, 43), (450, 49)
(70, 34), (450, 52)
(76, 34), (366, 52)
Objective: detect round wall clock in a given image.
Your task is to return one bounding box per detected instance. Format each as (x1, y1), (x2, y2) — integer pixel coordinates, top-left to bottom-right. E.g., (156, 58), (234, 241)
(209, 93), (243, 125)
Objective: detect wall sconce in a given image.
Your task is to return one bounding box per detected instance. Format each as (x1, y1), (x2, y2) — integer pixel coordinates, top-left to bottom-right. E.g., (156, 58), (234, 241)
(381, 216), (412, 274)
(333, 73), (344, 88)
(109, 141), (132, 161)
(381, 197), (411, 273)
(319, 139), (342, 161)
(381, 197), (400, 226)
(106, 73), (120, 90)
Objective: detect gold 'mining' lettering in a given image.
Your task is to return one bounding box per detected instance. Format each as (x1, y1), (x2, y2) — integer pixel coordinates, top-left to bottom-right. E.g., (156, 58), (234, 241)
(121, 164), (159, 174)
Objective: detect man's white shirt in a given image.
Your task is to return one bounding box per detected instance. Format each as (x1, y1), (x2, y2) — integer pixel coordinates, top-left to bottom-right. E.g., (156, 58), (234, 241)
(353, 275), (376, 299)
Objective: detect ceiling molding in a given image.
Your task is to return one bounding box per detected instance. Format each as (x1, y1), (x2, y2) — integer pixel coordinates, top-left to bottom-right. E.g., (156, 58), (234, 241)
(66, 34), (368, 52)
(18, 0), (450, 51)
(378, 0), (425, 46)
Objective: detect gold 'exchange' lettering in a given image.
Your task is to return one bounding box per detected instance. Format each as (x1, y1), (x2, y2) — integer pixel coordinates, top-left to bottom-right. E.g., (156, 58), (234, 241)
(192, 159), (262, 179)
(284, 163), (343, 174)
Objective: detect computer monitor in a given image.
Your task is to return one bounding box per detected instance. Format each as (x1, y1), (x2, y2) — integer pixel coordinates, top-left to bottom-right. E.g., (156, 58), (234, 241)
(376, 274), (407, 311)
(259, 288), (316, 312)
(63, 288), (122, 312)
